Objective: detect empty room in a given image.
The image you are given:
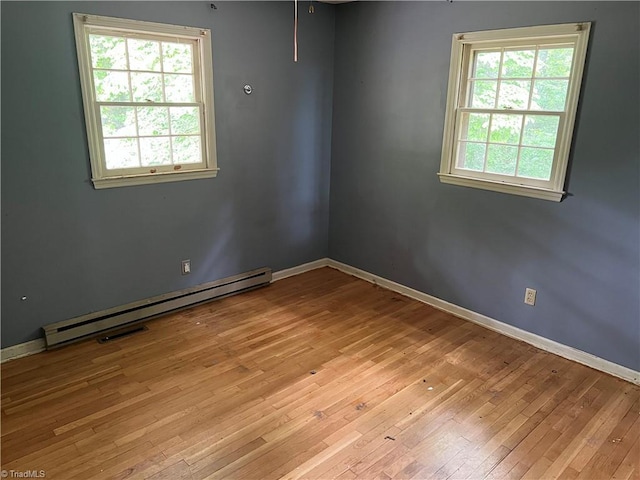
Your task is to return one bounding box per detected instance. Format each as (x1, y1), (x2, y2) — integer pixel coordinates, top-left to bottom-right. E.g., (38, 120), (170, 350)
(1, 1), (639, 479)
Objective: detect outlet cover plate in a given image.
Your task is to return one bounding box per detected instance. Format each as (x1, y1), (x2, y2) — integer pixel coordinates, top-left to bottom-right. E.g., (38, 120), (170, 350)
(524, 288), (536, 306)
(182, 260), (191, 275)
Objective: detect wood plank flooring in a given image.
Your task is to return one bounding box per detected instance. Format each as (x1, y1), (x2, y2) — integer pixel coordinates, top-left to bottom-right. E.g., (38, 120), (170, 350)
(1, 267), (638, 479)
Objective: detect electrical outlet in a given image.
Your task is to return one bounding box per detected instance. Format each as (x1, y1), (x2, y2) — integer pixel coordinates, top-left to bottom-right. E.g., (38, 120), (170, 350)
(524, 288), (536, 306)
(181, 260), (191, 275)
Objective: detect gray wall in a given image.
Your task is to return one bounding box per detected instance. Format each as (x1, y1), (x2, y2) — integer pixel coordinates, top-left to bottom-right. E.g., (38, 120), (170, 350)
(1, 1), (335, 347)
(329, 2), (640, 370)
(3, 1), (639, 373)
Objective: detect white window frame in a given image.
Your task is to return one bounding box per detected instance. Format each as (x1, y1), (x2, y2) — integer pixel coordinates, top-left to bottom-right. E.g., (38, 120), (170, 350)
(438, 23), (591, 202)
(73, 13), (218, 189)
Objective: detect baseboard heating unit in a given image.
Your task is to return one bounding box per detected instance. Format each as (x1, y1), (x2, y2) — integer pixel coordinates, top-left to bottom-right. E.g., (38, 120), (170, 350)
(43, 267), (272, 349)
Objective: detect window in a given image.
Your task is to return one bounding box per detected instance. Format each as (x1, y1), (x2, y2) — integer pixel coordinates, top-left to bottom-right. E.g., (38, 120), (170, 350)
(439, 23), (590, 201)
(73, 13), (218, 189)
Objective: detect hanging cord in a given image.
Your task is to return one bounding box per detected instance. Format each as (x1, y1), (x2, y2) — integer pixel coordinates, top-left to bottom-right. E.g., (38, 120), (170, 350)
(294, 0), (298, 62)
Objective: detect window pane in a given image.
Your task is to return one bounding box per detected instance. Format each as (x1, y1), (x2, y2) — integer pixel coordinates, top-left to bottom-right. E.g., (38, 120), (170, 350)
(104, 138), (139, 169)
(522, 115), (560, 148)
(128, 39), (161, 72)
(489, 114), (522, 144)
(140, 137), (172, 166)
(517, 147), (554, 180)
(162, 42), (193, 74)
(137, 107), (169, 136)
(100, 106), (136, 137)
(460, 113), (490, 142)
(131, 72), (163, 102)
(497, 80), (531, 109)
(165, 74), (195, 102)
(458, 142), (486, 171)
(473, 51), (500, 78)
(93, 70), (130, 102)
(531, 80), (568, 111)
(172, 136), (202, 164)
(170, 107), (200, 135)
(486, 144), (518, 175)
(90, 35), (127, 70)
(535, 47), (574, 78)
(501, 49), (535, 78)
(469, 80), (497, 108)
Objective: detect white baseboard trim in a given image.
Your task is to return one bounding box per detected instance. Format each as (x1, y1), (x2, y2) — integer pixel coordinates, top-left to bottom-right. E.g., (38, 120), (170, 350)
(3, 258), (637, 386)
(272, 258), (330, 282)
(1, 338), (46, 363)
(327, 259), (640, 385)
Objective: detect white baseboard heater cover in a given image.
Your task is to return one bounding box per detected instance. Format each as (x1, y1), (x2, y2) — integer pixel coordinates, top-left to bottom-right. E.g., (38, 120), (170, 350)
(43, 267), (272, 349)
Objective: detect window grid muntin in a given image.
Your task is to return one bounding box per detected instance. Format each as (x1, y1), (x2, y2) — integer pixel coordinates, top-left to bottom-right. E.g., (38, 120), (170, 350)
(88, 29), (204, 173)
(467, 43), (574, 112)
(95, 103), (204, 171)
(458, 40), (574, 182)
(492, 47), (506, 110)
(74, 13), (219, 188)
(454, 108), (563, 182)
(513, 114), (527, 175)
(439, 24), (590, 201)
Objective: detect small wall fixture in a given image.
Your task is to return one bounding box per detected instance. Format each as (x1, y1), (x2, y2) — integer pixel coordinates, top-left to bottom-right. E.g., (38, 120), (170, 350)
(243, 84), (253, 95)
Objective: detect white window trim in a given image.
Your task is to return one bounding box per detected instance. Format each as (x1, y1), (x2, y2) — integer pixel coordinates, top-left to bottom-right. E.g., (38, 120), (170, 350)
(438, 23), (591, 202)
(73, 13), (219, 189)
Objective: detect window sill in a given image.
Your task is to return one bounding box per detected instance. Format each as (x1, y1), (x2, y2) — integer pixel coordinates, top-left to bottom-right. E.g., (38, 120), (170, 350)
(92, 168), (219, 189)
(438, 173), (564, 202)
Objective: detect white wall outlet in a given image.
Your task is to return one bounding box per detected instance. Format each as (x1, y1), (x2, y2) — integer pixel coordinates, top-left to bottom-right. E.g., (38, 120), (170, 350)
(524, 288), (536, 306)
(181, 260), (191, 275)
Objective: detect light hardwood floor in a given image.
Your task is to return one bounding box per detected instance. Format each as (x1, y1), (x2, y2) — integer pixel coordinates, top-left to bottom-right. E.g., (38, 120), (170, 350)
(1, 267), (638, 479)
